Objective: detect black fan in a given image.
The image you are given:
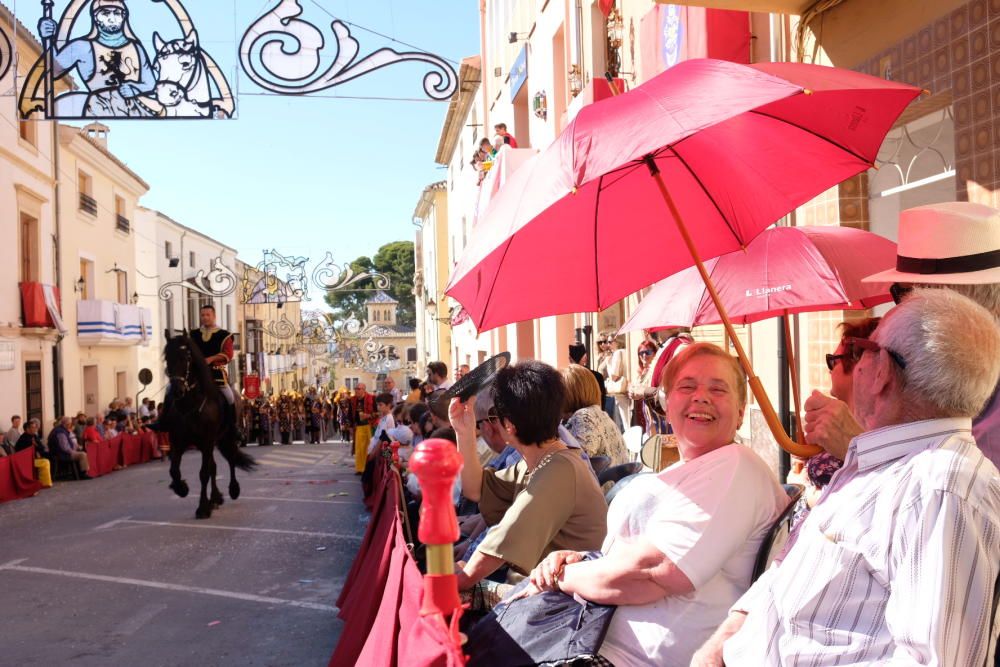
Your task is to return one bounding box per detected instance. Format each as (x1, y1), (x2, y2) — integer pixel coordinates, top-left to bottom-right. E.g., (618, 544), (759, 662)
(429, 352), (512, 420)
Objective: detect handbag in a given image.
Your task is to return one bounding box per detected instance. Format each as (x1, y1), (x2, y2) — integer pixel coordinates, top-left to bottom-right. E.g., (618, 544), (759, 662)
(605, 350), (628, 396)
(465, 555), (616, 666)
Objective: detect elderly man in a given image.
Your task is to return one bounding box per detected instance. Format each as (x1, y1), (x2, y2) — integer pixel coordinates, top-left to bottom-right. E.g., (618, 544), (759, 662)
(49, 416), (91, 477)
(695, 289), (1000, 666)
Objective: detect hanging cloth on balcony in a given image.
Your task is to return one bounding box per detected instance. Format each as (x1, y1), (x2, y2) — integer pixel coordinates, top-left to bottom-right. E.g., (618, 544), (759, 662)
(41, 284), (67, 335)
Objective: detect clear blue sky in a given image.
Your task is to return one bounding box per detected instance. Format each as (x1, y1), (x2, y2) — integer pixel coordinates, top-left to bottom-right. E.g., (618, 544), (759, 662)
(14, 0), (479, 289)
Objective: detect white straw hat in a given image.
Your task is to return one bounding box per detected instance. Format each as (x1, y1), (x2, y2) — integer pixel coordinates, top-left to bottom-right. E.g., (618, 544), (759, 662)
(863, 202), (1000, 285)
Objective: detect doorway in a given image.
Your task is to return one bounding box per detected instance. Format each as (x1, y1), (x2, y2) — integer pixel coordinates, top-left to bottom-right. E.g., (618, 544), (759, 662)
(83, 365), (99, 417)
(25, 361), (42, 424)
(116, 371), (127, 403)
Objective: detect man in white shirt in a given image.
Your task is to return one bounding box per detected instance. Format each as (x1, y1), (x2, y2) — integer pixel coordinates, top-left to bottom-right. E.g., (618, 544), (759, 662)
(695, 289), (1000, 666)
(425, 361), (453, 394)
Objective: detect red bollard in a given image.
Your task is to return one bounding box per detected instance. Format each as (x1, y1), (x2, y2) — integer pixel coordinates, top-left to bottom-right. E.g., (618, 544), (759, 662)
(408, 438), (463, 618)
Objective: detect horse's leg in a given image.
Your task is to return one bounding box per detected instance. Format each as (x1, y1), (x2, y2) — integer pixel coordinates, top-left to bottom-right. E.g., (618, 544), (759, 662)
(168, 439), (188, 498)
(228, 457), (241, 500)
(195, 447), (213, 519)
(209, 452), (224, 508)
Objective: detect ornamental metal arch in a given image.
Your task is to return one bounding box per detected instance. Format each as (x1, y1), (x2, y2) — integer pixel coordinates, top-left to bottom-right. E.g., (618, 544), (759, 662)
(239, 0), (457, 100)
(19, 0), (235, 119)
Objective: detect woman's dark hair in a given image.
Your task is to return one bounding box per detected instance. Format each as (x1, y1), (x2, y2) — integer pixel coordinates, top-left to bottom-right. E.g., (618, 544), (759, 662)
(491, 360), (565, 445)
(408, 401), (429, 424)
(375, 392), (394, 406)
(428, 426), (457, 443)
(409, 377), (421, 390)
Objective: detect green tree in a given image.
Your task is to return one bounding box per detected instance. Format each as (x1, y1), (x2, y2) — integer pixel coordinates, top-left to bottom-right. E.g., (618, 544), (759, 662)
(324, 241), (415, 327)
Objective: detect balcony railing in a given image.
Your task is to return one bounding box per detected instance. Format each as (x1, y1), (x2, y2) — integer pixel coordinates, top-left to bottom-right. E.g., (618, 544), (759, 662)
(116, 215), (131, 233)
(79, 193), (98, 216)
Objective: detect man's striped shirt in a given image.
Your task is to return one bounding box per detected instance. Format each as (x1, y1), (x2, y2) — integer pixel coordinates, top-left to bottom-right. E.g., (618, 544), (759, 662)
(724, 418), (1000, 666)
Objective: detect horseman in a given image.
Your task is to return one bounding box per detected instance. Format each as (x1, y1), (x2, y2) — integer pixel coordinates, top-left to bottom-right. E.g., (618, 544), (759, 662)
(38, 0), (156, 116)
(191, 304), (241, 442)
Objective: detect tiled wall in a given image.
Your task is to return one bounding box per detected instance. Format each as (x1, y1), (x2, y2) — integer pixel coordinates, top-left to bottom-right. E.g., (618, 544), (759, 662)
(856, 0), (1000, 207)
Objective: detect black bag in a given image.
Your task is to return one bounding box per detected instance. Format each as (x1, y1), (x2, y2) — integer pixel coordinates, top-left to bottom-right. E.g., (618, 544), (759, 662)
(465, 557), (616, 667)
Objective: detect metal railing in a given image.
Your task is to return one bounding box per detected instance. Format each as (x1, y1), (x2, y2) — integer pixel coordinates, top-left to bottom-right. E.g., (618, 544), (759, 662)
(79, 193), (98, 216)
(115, 215), (131, 233)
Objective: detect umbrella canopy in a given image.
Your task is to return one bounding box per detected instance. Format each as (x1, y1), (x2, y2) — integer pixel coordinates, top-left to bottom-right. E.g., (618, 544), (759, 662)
(619, 226), (898, 333)
(446, 59), (920, 332)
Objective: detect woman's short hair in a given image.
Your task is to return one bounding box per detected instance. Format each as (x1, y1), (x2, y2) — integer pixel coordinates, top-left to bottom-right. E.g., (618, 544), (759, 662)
(562, 365), (602, 413)
(837, 316), (880, 372)
(661, 342), (748, 407)
(491, 360), (566, 445)
(637, 339), (658, 365)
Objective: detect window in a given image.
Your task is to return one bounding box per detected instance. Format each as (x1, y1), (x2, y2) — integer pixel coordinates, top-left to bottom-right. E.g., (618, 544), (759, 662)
(164, 295), (174, 335)
(19, 212), (39, 282)
(346, 377), (360, 390)
(407, 347), (417, 362)
(186, 289), (199, 329)
(79, 258), (94, 300)
(225, 304), (232, 330)
(114, 195), (129, 233)
(25, 361), (42, 424)
(78, 171), (96, 216)
(164, 241), (173, 260)
(189, 251), (196, 268)
(116, 270), (128, 304)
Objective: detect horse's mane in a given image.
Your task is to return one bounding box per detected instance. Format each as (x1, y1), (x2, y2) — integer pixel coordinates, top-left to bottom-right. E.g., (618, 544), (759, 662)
(165, 335), (220, 398)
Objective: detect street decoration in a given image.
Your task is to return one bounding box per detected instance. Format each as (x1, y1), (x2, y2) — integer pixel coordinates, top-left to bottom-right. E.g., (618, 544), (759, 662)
(239, 0), (457, 100)
(158, 256), (237, 301)
(0, 23), (12, 83)
(19, 0), (236, 119)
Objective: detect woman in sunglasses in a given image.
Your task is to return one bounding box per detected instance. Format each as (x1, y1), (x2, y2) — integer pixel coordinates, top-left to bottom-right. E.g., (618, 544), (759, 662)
(628, 340), (661, 433)
(793, 317), (880, 513)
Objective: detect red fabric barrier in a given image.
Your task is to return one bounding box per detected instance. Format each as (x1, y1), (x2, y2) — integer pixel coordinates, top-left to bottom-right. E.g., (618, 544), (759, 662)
(121, 433), (158, 466)
(330, 462), (466, 667)
(0, 448), (43, 503)
(86, 436), (123, 478)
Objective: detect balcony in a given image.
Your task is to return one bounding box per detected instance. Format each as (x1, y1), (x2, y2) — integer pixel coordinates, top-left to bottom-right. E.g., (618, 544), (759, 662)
(115, 215), (130, 233)
(77, 300), (152, 347)
(79, 193), (98, 216)
(19, 282), (67, 334)
(475, 146), (536, 224)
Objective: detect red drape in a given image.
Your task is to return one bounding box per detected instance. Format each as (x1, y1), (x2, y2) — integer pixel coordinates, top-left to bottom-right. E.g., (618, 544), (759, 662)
(330, 462), (466, 667)
(0, 447), (43, 503)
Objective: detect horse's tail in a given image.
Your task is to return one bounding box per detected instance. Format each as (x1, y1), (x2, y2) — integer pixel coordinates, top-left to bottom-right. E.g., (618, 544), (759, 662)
(220, 441), (257, 472)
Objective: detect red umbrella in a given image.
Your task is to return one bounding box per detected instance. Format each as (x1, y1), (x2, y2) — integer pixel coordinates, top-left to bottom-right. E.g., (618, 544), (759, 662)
(619, 226), (897, 332)
(446, 58), (920, 457)
(620, 225), (897, 441)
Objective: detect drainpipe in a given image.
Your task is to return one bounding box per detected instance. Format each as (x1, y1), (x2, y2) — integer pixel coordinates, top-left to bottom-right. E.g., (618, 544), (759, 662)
(52, 122), (64, 419)
(178, 230), (188, 331)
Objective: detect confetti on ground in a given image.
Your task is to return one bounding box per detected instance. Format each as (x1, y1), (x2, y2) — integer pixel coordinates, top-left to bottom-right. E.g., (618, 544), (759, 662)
(316, 546), (328, 551)
(338, 492), (349, 496)
(298, 579), (313, 584)
(208, 621), (221, 627)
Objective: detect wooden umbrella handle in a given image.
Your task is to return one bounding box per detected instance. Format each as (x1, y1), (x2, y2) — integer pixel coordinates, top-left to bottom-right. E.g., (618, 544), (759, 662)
(644, 155), (822, 459)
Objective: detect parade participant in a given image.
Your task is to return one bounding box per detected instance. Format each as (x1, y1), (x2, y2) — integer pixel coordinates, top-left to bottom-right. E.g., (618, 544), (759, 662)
(190, 304), (240, 441)
(699, 289), (1000, 666)
(350, 384), (377, 473)
(336, 388), (353, 442)
(37, 0), (157, 116)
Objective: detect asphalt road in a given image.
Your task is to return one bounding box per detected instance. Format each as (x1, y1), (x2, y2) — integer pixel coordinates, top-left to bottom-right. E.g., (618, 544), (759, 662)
(0, 439), (367, 667)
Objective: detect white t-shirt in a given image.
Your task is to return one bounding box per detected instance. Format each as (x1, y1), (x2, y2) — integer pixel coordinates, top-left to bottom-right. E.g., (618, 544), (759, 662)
(368, 414), (396, 455)
(599, 444), (786, 666)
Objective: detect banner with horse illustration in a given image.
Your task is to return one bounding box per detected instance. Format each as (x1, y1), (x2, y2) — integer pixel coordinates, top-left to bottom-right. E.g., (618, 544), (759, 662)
(17, 0), (236, 119)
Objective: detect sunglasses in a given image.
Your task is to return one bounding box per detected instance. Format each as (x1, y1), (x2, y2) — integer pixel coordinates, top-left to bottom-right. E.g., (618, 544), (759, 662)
(889, 282), (913, 305)
(400, 420), (412, 426)
(475, 415), (501, 428)
(638, 349), (656, 357)
(825, 353), (849, 372)
(844, 336), (907, 370)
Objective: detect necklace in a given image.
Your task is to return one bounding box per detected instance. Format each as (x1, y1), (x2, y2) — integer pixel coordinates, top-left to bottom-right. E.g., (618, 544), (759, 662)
(524, 443), (562, 484)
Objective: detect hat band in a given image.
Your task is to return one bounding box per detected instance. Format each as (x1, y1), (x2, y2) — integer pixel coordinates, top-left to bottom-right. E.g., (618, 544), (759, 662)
(896, 248), (1000, 275)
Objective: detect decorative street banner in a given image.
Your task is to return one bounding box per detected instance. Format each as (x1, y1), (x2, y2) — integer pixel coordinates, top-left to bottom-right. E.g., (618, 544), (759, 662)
(240, 0), (457, 100)
(0, 22), (12, 84)
(18, 0), (236, 119)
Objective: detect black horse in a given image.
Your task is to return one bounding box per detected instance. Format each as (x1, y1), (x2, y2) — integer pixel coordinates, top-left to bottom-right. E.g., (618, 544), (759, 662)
(162, 336), (255, 519)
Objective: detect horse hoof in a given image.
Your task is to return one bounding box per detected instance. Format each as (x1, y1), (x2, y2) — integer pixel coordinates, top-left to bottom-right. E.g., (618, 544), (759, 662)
(210, 496), (224, 509)
(229, 481), (241, 500)
(195, 505), (212, 520)
(170, 480), (189, 498)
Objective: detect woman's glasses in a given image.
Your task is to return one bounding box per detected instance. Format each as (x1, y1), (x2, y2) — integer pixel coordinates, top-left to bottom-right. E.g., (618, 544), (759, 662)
(638, 349), (656, 357)
(825, 353), (849, 372)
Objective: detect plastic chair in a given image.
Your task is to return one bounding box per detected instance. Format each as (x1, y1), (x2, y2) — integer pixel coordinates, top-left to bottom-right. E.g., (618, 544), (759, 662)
(604, 471), (648, 505)
(750, 484), (804, 583)
(588, 455), (611, 476)
(623, 426), (644, 463)
(598, 462), (643, 488)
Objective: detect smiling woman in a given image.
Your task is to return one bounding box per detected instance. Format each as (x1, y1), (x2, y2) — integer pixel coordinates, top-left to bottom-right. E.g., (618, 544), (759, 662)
(468, 342), (788, 666)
